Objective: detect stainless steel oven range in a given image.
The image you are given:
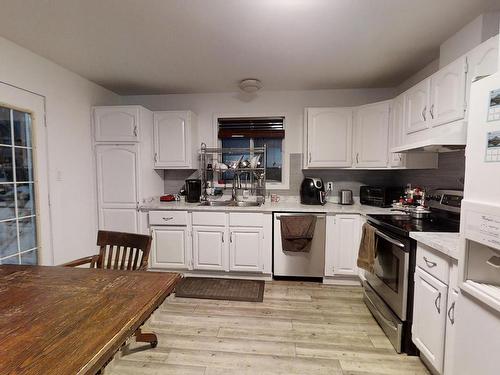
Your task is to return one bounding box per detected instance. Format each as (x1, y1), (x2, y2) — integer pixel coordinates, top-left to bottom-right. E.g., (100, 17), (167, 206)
(363, 189), (463, 354)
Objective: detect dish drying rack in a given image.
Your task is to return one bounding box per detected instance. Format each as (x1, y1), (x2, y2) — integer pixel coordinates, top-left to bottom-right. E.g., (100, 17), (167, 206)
(199, 142), (267, 202)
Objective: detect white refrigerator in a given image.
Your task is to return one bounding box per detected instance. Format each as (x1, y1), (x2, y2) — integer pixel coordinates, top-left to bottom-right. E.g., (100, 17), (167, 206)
(454, 70), (500, 374)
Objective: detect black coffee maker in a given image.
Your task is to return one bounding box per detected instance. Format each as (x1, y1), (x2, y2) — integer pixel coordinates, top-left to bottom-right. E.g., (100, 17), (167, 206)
(300, 177), (326, 205)
(185, 179), (201, 203)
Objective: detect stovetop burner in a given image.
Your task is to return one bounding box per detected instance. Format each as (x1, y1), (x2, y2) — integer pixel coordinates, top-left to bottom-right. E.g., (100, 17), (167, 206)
(366, 189), (463, 237)
(367, 213), (460, 237)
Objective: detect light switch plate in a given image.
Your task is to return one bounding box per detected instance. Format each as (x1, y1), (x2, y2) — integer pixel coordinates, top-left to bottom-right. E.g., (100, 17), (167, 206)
(327, 181), (333, 191)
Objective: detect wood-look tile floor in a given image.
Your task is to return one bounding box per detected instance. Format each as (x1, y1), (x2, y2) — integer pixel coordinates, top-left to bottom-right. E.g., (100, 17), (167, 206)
(106, 281), (429, 375)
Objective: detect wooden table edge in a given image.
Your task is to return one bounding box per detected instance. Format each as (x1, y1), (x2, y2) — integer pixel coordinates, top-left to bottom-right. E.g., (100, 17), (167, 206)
(77, 272), (182, 375)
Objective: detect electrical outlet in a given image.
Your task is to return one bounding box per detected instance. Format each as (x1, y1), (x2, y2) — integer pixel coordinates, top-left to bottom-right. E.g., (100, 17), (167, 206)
(327, 181), (334, 191)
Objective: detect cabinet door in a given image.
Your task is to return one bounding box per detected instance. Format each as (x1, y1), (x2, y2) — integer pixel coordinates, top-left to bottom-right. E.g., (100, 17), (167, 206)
(389, 96), (406, 167)
(443, 288), (458, 375)
(95, 144), (139, 232)
(306, 108), (353, 168)
(412, 268), (448, 373)
(405, 79), (430, 134)
(151, 226), (190, 270)
(325, 215), (361, 276)
(99, 208), (139, 233)
(153, 111), (190, 168)
(192, 226), (227, 271)
(429, 57), (467, 127)
(93, 106), (140, 142)
(229, 228), (263, 272)
(466, 36), (498, 117)
(353, 102), (390, 168)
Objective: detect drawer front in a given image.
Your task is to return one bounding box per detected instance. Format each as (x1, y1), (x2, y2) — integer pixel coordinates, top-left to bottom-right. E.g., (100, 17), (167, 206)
(416, 243), (450, 284)
(229, 212), (263, 227)
(149, 210), (188, 226)
(192, 211), (226, 226)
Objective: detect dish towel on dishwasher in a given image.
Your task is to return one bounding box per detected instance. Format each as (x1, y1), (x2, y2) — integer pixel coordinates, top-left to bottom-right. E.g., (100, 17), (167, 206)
(280, 215), (317, 252)
(357, 222), (378, 273)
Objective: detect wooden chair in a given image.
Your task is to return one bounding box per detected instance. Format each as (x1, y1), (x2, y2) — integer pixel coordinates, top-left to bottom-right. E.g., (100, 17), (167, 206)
(62, 230), (157, 348)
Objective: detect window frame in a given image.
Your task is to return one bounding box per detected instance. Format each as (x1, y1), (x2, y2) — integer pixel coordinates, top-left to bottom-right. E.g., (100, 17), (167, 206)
(212, 113), (289, 190)
(0, 83), (52, 266)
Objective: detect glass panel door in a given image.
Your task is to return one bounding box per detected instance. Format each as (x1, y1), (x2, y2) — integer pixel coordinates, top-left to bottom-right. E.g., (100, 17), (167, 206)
(0, 106), (37, 265)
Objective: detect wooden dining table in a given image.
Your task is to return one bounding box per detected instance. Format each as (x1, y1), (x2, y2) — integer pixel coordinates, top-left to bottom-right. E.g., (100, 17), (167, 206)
(0, 265), (181, 375)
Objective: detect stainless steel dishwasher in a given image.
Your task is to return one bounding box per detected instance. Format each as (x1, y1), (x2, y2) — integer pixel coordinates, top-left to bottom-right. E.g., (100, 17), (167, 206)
(273, 212), (326, 278)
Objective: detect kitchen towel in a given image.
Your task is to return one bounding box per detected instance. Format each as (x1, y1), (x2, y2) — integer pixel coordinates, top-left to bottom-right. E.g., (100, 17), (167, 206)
(280, 215), (317, 252)
(357, 222), (378, 273)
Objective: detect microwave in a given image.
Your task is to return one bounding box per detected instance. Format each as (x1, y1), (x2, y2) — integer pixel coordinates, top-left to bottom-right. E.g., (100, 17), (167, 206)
(360, 186), (404, 207)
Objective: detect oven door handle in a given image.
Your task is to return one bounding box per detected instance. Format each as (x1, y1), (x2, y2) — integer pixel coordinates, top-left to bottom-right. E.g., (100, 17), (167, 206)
(374, 230), (405, 248)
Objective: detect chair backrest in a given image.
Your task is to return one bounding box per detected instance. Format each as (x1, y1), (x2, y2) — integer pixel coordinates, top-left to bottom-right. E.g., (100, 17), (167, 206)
(96, 230), (152, 271)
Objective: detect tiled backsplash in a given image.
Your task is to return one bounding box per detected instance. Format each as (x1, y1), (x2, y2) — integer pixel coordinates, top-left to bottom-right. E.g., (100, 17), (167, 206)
(163, 150), (465, 196)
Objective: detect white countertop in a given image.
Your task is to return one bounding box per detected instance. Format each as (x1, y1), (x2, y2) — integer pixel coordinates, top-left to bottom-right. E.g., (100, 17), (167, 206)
(409, 232), (460, 260)
(140, 196), (394, 216)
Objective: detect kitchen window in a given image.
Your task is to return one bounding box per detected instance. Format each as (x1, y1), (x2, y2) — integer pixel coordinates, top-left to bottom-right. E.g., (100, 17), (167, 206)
(0, 106), (37, 265)
(218, 117), (285, 184)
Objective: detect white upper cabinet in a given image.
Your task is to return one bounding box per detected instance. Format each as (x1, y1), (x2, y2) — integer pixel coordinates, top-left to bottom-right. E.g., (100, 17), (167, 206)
(467, 35), (498, 83)
(389, 95), (406, 167)
(93, 106), (140, 142)
(429, 57), (467, 127)
(466, 35), (499, 117)
(153, 111), (198, 169)
(353, 101), (390, 168)
(305, 107), (353, 168)
(405, 79), (430, 134)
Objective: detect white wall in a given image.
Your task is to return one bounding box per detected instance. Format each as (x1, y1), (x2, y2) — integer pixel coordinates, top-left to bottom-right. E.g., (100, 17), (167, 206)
(0, 36), (120, 264)
(122, 88), (395, 155)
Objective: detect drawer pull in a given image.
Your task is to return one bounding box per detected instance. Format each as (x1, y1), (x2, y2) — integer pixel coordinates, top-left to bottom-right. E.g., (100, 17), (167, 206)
(162, 217), (174, 221)
(434, 292), (441, 314)
(423, 256), (437, 268)
(486, 256), (500, 269)
(447, 301), (455, 325)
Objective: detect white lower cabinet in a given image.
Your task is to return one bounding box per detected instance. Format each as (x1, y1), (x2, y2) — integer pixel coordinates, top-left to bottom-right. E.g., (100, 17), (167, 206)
(149, 211), (268, 275)
(443, 288), (458, 375)
(192, 226), (227, 271)
(151, 226), (190, 269)
(412, 267), (448, 373)
(229, 228), (263, 272)
(325, 214), (361, 277)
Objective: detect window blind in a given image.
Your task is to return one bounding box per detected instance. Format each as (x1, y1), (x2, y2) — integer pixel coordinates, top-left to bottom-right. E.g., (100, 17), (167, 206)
(218, 117), (285, 139)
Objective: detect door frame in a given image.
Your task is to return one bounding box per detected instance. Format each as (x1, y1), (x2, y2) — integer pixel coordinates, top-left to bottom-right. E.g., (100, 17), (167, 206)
(0, 81), (53, 265)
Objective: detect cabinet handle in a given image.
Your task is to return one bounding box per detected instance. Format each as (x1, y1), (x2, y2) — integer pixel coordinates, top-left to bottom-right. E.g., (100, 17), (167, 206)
(356, 153), (359, 164)
(133, 126), (138, 137)
(222, 232), (225, 243)
(154, 153), (158, 162)
(430, 104), (434, 119)
(423, 256), (437, 268)
(230, 232), (233, 243)
(162, 217), (174, 221)
(422, 106), (427, 121)
(308, 152), (311, 163)
(447, 301), (455, 325)
(434, 292), (441, 314)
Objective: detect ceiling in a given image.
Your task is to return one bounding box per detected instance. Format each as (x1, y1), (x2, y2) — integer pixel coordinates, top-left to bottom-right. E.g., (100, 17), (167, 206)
(0, 0), (498, 95)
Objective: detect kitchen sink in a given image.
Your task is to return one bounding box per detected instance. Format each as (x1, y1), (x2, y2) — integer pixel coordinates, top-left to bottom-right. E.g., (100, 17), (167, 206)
(198, 200), (262, 207)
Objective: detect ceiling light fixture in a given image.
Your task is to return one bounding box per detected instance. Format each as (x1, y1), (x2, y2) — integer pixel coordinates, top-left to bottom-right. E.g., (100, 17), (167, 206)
(239, 79), (262, 93)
